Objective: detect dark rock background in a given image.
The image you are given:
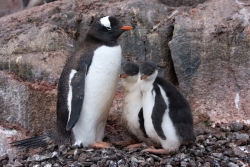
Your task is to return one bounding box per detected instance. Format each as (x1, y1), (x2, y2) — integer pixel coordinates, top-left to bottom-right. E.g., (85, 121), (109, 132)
(0, 0), (249, 159)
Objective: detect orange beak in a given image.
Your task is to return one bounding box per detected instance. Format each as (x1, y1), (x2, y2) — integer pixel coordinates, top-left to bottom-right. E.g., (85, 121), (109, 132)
(141, 75), (147, 80)
(120, 26), (133, 31)
(120, 74), (128, 78)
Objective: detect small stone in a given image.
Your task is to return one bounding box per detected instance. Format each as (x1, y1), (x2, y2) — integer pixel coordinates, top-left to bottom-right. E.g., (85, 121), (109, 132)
(117, 159), (126, 167)
(13, 159), (23, 167)
(235, 138), (248, 146)
(53, 163), (61, 167)
(90, 164), (98, 167)
(203, 162), (211, 167)
(176, 153), (186, 160)
(230, 122), (243, 132)
(0, 153), (9, 162)
(194, 127), (205, 136)
(27, 154), (51, 162)
(149, 154), (162, 161)
(196, 135), (205, 142)
(235, 133), (249, 140)
(212, 153), (223, 159)
(243, 125), (249, 131)
(74, 148), (81, 156)
(109, 160), (117, 167)
(217, 140), (227, 145)
(33, 165), (41, 167)
(44, 164), (52, 167)
(131, 156), (138, 163)
(181, 161), (188, 167)
(220, 124), (231, 132)
(227, 162), (239, 167)
(58, 145), (66, 152)
(146, 157), (154, 166)
(232, 147), (246, 158)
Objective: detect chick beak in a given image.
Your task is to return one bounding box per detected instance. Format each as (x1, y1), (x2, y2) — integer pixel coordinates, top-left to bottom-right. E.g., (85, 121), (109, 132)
(141, 75), (148, 80)
(120, 73), (128, 78)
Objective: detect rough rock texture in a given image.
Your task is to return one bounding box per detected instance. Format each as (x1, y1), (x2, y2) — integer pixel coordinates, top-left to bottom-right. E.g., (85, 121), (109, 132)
(0, 0), (22, 18)
(169, 0), (250, 124)
(0, 0), (250, 158)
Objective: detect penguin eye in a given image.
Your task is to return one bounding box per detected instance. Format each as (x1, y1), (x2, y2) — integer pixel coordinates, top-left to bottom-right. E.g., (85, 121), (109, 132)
(106, 27), (111, 31)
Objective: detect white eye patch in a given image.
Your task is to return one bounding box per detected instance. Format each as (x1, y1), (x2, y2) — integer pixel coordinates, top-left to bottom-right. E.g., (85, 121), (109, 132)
(100, 16), (111, 29)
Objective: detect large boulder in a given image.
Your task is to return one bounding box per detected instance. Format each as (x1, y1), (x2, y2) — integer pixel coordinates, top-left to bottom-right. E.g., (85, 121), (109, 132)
(0, 0), (249, 155)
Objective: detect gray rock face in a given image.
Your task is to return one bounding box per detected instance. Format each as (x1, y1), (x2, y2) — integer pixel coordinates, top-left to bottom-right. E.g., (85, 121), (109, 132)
(169, 0), (250, 124)
(0, 0), (250, 156)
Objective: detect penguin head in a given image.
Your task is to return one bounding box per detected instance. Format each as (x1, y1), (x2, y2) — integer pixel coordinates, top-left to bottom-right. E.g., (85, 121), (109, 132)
(120, 62), (139, 83)
(140, 60), (158, 81)
(87, 16), (133, 45)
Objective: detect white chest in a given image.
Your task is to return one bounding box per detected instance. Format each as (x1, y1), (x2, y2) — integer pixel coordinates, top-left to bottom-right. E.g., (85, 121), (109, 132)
(141, 87), (160, 142)
(84, 45), (122, 106)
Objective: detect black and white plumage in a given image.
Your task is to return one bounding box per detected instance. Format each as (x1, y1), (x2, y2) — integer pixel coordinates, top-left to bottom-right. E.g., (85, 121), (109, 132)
(11, 16), (133, 148)
(22, 0), (56, 9)
(139, 60), (195, 152)
(120, 62), (152, 144)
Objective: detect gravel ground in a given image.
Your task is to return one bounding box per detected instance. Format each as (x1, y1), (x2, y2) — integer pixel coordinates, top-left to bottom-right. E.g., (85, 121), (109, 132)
(1, 122), (249, 167)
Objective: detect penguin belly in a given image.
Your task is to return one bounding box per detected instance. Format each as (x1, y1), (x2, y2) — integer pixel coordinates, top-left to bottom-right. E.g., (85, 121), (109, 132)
(72, 45), (122, 147)
(142, 90), (161, 144)
(122, 90), (145, 140)
(157, 85), (180, 151)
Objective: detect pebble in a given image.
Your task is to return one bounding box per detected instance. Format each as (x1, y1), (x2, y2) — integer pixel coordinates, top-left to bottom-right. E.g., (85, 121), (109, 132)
(3, 123), (250, 166)
(230, 122), (244, 132)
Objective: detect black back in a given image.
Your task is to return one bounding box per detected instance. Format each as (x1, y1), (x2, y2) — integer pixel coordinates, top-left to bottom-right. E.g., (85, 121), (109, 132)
(154, 77), (196, 142)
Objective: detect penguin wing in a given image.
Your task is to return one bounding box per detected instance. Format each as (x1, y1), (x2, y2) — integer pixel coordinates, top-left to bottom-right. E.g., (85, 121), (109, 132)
(66, 64), (88, 131)
(152, 85), (167, 140)
(138, 108), (149, 138)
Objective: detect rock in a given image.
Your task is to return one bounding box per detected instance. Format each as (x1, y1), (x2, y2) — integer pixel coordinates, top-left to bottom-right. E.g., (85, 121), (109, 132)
(27, 154), (52, 162)
(168, 0), (250, 124)
(212, 153), (223, 159)
(227, 162), (239, 167)
(0, 153), (8, 162)
(146, 157), (154, 166)
(13, 159), (23, 167)
(235, 133), (249, 140)
(232, 147), (246, 158)
(220, 124), (231, 132)
(109, 160), (117, 167)
(230, 122), (244, 132)
(0, 0), (22, 18)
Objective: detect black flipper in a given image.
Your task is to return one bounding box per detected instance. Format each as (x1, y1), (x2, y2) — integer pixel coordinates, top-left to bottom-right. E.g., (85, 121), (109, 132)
(138, 108), (148, 138)
(10, 133), (52, 149)
(66, 65), (88, 131)
(151, 84), (167, 140)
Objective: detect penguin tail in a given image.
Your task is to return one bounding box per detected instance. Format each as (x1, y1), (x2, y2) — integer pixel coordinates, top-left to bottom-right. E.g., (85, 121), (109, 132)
(10, 132), (53, 149)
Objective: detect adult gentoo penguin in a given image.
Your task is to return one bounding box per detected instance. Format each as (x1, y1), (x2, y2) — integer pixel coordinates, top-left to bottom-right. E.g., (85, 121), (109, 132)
(138, 60), (195, 154)
(11, 16), (133, 148)
(120, 62), (152, 145)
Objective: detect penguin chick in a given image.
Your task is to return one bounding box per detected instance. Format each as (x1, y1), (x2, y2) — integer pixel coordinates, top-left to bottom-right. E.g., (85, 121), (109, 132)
(139, 60), (195, 154)
(22, 0), (56, 9)
(11, 16), (133, 149)
(120, 62), (153, 145)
